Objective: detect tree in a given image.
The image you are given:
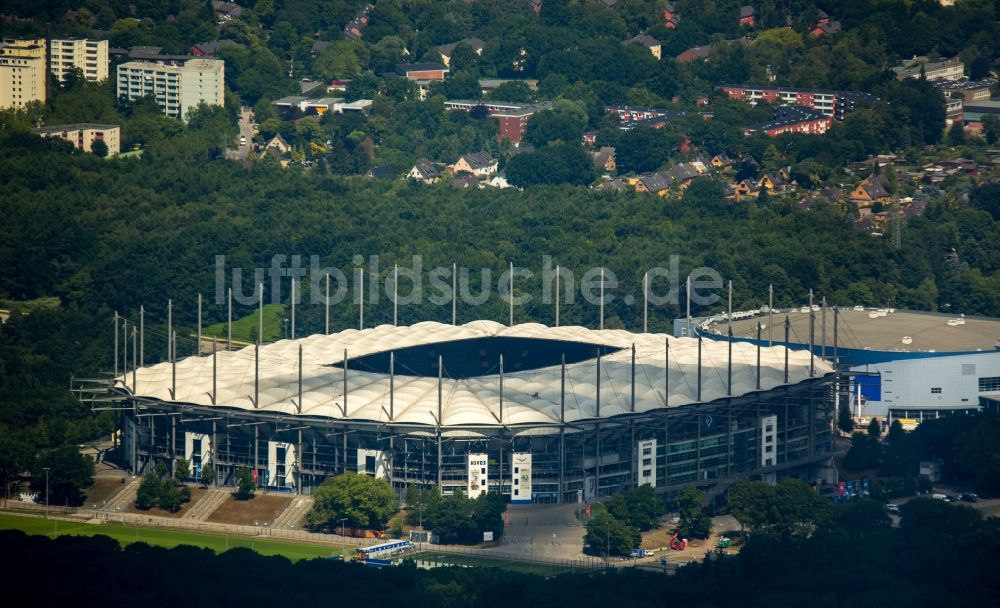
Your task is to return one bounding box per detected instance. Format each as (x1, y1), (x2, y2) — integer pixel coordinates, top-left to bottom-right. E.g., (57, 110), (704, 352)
(606, 484), (666, 531)
(506, 142), (596, 187)
(29, 447), (94, 507)
(175, 458), (191, 483)
(135, 461), (191, 512)
(982, 115), (1000, 145)
(584, 506), (640, 557)
(421, 491), (505, 544)
(673, 485), (711, 539)
(306, 472), (397, 530)
(523, 108), (586, 147)
(234, 467), (255, 500)
(844, 429), (882, 472)
(0, 433), (32, 498)
(946, 120), (965, 146)
(838, 402), (854, 434)
(199, 462), (215, 488)
(868, 417), (881, 439)
(490, 81), (534, 103)
(727, 479), (830, 539)
(90, 139), (109, 157)
(615, 126), (672, 174)
(313, 42), (363, 80)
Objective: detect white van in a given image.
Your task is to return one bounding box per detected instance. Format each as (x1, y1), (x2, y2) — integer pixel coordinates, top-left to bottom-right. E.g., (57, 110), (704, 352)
(240, 135), (247, 146)
(932, 493), (948, 501)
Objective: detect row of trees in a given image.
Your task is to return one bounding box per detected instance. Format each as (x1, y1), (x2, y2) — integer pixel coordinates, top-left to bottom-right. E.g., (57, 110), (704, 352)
(3, 483), (996, 606)
(843, 412), (1000, 497)
(305, 473), (505, 544)
(136, 462), (192, 512)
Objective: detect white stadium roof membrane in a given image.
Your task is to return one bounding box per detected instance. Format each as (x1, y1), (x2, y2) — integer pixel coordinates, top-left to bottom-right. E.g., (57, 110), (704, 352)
(123, 321), (831, 428)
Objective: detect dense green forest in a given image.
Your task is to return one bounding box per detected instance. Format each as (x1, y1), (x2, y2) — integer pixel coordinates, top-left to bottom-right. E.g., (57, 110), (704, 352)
(3, 489), (999, 606)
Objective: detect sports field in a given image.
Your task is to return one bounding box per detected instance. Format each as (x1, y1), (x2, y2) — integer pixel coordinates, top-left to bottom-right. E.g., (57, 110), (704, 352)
(0, 513), (350, 561)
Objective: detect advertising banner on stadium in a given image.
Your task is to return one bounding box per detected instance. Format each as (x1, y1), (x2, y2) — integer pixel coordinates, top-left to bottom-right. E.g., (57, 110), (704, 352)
(468, 453), (488, 498)
(511, 452), (532, 504)
(637, 439), (657, 488)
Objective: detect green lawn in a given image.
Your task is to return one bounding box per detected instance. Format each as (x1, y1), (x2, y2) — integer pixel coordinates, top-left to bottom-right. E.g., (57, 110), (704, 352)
(0, 513), (348, 561)
(203, 303), (286, 343)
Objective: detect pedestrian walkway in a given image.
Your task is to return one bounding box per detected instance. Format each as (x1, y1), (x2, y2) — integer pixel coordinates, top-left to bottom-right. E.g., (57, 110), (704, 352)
(272, 495), (314, 530)
(101, 477), (142, 513)
(184, 488), (231, 521)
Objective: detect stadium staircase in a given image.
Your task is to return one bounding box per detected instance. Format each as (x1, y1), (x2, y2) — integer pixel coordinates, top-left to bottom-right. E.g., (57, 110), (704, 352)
(100, 476), (143, 513)
(271, 495), (314, 530)
(184, 488), (231, 521)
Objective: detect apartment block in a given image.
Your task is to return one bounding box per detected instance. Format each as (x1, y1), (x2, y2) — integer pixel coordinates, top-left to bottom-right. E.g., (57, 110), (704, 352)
(33, 123), (121, 155)
(0, 38), (47, 109)
(49, 38), (109, 82)
(116, 57), (225, 120)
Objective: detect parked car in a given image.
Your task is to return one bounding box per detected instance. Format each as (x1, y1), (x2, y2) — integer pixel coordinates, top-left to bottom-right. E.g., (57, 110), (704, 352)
(960, 492), (978, 503)
(240, 135), (247, 146)
(885, 503), (900, 515)
(945, 495), (960, 503)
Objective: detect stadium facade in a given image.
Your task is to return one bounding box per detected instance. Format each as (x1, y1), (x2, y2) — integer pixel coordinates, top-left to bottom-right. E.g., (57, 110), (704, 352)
(114, 321), (835, 501)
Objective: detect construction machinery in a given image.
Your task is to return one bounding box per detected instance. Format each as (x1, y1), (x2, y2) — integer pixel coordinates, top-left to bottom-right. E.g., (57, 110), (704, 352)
(669, 530), (688, 551)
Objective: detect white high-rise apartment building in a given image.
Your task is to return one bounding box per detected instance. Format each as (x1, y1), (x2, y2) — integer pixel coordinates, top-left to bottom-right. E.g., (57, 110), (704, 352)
(116, 57), (225, 120)
(49, 38), (109, 82)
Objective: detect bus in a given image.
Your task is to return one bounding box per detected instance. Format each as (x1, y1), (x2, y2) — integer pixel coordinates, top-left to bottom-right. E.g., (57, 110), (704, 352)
(354, 540), (414, 566)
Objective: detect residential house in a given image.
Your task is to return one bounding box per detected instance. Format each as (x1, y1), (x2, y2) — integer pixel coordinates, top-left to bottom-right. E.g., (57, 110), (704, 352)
(743, 105), (832, 137)
(758, 170), (792, 194)
(739, 6), (756, 27)
(407, 159), (440, 183)
(677, 45), (712, 63)
(311, 40), (334, 54)
(813, 186), (844, 204)
(191, 40), (237, 57)
(344, 6), (371, 41)
(625, 34), (661, 60)
(663, 2), (680, 28)
(730, 179), (761, 199)
(451, 174), (482, 189)
(210, 1), (243, 22)
(437, 38), (485, 67)
(484, 173), (513, 189)
(810, 20), (842, 37)
(454, 152), (497, 177)
(265, 133), (292, 155)
(366, 166), (398, 179)
(593, 147), (617, 173)
(849, 173), (892, 206)
(478, 78), (539, 95)
(595, 178), (628, 192)
(710, 153), (733, 169)
(635, 172), (673, 196)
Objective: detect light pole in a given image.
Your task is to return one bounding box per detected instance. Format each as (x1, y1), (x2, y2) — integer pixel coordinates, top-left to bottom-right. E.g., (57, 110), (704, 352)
(606, 521), (610, 569)
(42, 467), (50, 519)
(340, 518), (347, 537)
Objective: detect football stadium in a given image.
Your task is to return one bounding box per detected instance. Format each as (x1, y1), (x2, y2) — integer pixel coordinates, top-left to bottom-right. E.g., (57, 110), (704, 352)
(112, 321), (835, 502)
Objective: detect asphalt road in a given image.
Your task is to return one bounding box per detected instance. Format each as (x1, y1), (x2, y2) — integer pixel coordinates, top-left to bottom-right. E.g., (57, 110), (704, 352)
(226, 107), (255, 160)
